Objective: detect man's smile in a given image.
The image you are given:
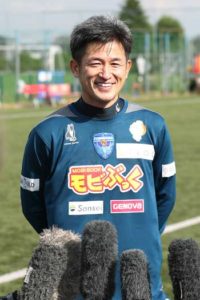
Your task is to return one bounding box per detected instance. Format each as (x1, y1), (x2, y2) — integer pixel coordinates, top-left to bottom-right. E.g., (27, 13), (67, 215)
(95, 82), (114, 87)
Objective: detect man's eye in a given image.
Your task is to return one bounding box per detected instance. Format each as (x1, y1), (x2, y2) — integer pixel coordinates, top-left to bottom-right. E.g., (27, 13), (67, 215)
(112, 63), (121, 67)
(89, 62), (101, 66)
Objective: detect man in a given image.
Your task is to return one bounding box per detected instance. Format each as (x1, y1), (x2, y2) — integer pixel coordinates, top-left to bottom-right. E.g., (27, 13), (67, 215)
(20, 16), (176, 300)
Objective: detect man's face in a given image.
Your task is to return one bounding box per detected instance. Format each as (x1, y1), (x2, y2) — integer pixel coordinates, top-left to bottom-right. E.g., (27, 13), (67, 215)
(70, 40), (132, 108)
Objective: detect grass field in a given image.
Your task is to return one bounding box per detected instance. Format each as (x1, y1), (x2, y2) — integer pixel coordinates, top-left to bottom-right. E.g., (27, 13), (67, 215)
(0, 96), (200, 298)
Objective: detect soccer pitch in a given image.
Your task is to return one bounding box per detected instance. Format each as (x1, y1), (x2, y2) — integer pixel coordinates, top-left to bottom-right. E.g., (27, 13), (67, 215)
(0, 96), (199, 298)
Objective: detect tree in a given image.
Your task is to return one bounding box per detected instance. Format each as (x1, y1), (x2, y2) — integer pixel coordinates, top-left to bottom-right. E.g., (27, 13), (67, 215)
(155, 16), (184, 52)
(191, 36), (200, 54)
(119, 0), (151, 32)
(119, 0), (152, 55)
(0, 35), (8, 45)
(20, 51), (43, 72)
(156, 16), (183, 34)
(0, 54), (7, 70)
(0, 35), (9, 70)
(53, 35), (71, 70)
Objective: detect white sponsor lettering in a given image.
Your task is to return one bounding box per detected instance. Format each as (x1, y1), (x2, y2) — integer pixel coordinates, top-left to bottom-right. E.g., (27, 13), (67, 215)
(69, 201), (104, 215)
(20, 175), (40, 192)
(113, 202), (143, 210)
(116, 143), (155, 160)
(162, 162), (176, 177)
(111, 199), (144, 213)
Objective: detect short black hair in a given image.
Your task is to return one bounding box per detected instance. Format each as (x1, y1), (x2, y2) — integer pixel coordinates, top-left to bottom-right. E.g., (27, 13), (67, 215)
(70, 15), (133, 63)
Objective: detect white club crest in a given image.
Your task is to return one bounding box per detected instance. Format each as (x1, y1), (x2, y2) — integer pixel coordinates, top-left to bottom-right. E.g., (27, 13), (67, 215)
(129, 120), (147, 142)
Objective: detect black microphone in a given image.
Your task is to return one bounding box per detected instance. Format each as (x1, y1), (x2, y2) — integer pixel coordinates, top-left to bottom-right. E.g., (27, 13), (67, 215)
(19, 227), (81, 300)
(120, 249), (151, 300)
(168, 238), (200, 300)
(80, 220), (118, 300)
(0, 291), (18, 300)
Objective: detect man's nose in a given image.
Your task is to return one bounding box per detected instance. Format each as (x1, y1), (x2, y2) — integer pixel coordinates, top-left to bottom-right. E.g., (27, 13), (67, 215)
(99, 66), (111, 79)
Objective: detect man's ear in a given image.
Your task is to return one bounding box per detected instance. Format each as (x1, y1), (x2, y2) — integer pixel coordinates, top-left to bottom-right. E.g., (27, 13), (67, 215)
(70, 59), (80, 78)
(126, 59), (132, 78)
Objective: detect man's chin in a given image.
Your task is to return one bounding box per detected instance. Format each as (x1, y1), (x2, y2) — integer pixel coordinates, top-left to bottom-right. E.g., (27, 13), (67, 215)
(94, 93), (118, 104)
(96, 97), (118, 107)
(82, 92), (118, 107)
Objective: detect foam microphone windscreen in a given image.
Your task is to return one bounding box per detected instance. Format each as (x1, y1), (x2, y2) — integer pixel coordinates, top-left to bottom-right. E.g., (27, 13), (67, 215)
(168, 238), (200, 300)
(19, 227), (81, 300)
(120, 249), (151, 300)
(80, 220), (118, 300)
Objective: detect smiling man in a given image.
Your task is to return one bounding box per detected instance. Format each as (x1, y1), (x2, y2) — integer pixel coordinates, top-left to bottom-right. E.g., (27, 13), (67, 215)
(20, 16), (176, 300)
(70, 40), (132, 108)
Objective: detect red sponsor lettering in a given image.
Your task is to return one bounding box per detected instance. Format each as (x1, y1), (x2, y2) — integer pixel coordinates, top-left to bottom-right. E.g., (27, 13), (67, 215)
(110, 199), (144, 213)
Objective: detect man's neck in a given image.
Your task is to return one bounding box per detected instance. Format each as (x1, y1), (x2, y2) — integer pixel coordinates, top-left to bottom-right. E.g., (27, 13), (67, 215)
(73, 97), (124, 119)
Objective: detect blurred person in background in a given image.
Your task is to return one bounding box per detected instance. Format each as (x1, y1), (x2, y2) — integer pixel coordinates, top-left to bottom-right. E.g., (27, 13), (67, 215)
(20, 15), (176, 300)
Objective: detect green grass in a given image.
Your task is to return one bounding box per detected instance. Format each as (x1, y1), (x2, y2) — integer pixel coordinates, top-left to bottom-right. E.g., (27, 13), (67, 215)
(0, 96), (200, 298)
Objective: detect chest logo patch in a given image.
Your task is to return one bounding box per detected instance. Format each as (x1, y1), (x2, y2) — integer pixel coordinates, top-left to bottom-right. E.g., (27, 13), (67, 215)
(93, 133), (115, 159)
(129, 120), (147, 142)
(65, 124), (77, 142)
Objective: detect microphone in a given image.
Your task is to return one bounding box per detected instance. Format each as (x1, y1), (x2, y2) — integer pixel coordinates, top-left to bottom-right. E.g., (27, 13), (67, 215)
(0, 291), (18, 300)
(168, 238), (200, 300)
(80, 220), (118, 300)
(19, 227), (81, 300)
(120, 249), (151, 300)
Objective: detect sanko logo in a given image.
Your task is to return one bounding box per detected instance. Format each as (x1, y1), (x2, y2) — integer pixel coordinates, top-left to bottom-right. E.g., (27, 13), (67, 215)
(110, 199), (144, 213)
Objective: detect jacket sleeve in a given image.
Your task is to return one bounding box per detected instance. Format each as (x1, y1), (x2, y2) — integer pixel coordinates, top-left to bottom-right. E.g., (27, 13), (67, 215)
(153, 122), (176, 234)
(20, 130), (50, 233)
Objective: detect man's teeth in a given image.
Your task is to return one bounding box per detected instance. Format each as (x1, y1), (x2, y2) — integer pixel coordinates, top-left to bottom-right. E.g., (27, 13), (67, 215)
(96, 83), (112, 87)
